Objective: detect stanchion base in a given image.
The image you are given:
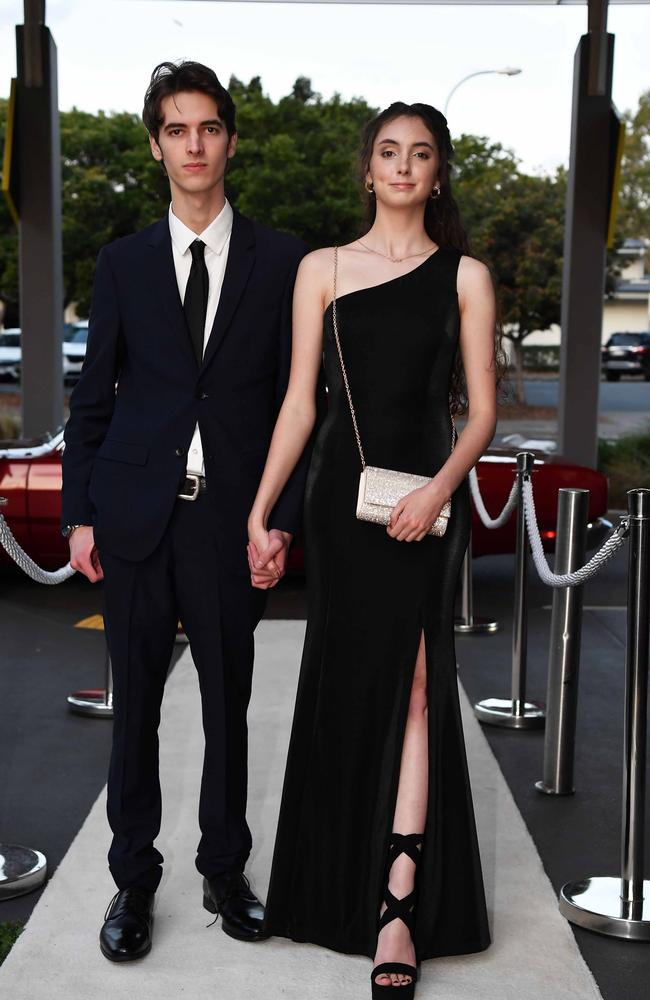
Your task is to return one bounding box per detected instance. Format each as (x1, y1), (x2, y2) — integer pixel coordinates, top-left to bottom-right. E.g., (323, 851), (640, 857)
(0, 844), (47, 900)
(474, 698), (546, 729)
(454, 617), (499, 635)
(560, 876), (650, 941)
(67, 689), (113, 719)
(535, 780), (575, 796)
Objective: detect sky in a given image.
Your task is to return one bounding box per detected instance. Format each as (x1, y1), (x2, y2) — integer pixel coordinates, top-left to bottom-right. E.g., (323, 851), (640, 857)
(0, 0), (648, 175)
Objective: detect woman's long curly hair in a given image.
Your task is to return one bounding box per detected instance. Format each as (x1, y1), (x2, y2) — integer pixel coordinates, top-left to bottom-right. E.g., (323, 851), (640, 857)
(359, 102), (506, 416)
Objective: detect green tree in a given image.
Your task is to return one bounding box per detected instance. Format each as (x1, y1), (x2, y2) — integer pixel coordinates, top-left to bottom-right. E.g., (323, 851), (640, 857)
(452, 135), (565, 402)
(617, 88), (650, 255)
(226, 76), (375, 248)
(0, 79), (579, 371)
(61, 108), (166, 313)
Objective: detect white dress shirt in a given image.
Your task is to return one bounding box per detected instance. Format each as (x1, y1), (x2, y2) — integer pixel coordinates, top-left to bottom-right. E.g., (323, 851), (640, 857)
(168, 199), (233, 476)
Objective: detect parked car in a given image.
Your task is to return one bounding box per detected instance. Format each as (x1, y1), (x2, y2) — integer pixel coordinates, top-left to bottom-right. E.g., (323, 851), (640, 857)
(62, 322), (88, 383)
(0, 328), (21, 381)
(601, 331), (650, 381)
(0, 429), (611, 572)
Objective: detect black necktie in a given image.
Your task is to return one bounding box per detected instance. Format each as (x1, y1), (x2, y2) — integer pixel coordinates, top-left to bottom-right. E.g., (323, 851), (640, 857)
(184, 239), (209, 363)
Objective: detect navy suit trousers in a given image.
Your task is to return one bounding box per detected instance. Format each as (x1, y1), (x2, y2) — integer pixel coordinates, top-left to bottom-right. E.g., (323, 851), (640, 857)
(101, 493), (267, 892)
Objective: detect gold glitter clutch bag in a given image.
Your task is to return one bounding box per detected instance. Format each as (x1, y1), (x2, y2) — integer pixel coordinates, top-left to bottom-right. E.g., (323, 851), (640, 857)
(331, 247), (454, 538)
(356, 467), (451, 537)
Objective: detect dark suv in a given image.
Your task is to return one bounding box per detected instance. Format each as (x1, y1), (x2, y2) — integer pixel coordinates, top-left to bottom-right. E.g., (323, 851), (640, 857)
(601, 331), (650, 381)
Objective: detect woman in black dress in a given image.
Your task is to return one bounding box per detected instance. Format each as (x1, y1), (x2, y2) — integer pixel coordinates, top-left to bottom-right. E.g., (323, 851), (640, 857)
(248, 102), (499, 997)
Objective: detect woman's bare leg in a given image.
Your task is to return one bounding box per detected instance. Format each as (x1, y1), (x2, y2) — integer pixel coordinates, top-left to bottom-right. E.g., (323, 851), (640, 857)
(373, 633), (428, 987)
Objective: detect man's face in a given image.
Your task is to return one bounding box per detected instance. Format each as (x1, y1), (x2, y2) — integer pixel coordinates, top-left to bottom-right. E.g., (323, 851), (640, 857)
(149, 90), (237, 197)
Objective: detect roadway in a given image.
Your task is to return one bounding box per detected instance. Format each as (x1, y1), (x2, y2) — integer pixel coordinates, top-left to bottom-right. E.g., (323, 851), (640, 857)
(2, 376), (650, 414)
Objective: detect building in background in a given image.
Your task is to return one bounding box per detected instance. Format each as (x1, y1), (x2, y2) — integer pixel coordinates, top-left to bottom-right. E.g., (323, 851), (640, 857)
(520, 237), (649, 360)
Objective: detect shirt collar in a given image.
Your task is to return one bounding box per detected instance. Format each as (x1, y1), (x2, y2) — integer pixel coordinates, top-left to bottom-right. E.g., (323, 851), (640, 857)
(168, 199), (233, 257)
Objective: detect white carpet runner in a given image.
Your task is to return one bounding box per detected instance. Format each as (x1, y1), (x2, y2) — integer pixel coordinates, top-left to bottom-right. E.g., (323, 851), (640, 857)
(0, 620), (602, 1000)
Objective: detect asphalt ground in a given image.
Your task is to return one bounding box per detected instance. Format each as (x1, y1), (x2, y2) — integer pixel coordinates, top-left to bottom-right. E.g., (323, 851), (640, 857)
(1, 520), (649, 998)
(2, 374), (650, 413)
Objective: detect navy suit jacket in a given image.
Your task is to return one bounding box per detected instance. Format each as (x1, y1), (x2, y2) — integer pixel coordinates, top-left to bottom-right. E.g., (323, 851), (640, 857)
(62, 209), (312, 572)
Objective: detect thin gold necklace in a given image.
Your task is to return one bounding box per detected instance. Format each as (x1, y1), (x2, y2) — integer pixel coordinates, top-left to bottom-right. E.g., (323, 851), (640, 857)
(356, 238), (436, 264)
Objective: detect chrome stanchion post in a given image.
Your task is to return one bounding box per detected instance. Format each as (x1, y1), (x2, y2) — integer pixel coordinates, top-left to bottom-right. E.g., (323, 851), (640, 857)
(0, 844), (48, 901)
(67, 642), (114, 719)
(536, 488), (589, 795)
(454, 529), (499, 635)
(560, 488), (650, 940)
(0, 496), (48, 901)
(474, 452), (545, 729)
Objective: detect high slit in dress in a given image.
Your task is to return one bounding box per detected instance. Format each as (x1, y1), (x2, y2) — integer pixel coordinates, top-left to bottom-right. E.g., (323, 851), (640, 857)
(263, 246), (491, 960)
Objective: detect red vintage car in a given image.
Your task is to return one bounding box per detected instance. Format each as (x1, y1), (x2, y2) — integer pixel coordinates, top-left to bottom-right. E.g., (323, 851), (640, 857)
(0, 428), (611, 572)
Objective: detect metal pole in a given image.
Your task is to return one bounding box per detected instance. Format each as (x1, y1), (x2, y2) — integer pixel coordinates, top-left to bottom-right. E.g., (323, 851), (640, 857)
(455, 530), (499, 635)
(557, 27), (615, 469)
(0, 493), (48, 900)
(474, 452), (545, 729)
(16, 4), (65, 438)
(0, 844), (47, 901)
(67, 643), (114, 719)
(536, 488), (589, 795)
(560, 488), (650, 940)
(621, 488), (649, 908)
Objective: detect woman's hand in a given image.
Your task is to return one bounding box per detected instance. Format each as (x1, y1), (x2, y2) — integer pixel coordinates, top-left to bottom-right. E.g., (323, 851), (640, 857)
(247, 522), (293, 589)
(387, 480), (450, 542)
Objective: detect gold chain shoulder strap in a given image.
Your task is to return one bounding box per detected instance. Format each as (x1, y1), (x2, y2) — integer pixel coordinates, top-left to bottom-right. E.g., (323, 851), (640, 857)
(330, 245), (456, 472)
(331, 246), (367, 470)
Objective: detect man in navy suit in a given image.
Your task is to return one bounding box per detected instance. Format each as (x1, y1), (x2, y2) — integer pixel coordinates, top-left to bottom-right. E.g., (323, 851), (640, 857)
(61, 61), (310, 962)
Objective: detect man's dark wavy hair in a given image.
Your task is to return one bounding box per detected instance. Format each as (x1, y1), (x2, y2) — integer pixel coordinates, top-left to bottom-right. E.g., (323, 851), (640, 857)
(142, 61), (236, 141)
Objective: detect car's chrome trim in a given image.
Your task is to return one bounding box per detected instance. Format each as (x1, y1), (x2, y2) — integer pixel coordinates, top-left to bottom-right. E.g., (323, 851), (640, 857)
(0, 429), (64, 459)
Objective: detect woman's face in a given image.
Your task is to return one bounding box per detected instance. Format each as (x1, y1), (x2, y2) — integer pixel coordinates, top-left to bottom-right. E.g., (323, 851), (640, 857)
(366, 114), (440, 209)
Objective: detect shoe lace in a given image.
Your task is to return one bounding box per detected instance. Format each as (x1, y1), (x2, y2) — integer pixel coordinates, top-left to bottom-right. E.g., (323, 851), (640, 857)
(226, 871), (251, 899)
(104, 888), (152, 922)
(104, 891), (119, 922)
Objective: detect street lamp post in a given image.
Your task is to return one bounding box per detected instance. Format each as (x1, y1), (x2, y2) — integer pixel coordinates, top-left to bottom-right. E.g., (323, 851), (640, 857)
(444, 67), (522, 117)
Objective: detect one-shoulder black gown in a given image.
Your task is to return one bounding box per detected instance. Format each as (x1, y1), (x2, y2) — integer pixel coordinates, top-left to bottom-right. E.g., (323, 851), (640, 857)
(264, 247), (491, 960)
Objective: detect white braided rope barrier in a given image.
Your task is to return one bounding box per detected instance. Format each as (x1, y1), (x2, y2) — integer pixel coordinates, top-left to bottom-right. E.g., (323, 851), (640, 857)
(468, 465), (519, 529)
(0, 512), (75, 584)
(522, 477), (628, 588)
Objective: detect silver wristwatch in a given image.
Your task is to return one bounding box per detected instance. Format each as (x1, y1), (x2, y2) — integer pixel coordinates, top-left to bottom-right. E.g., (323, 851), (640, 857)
(61, 523), (85, 538)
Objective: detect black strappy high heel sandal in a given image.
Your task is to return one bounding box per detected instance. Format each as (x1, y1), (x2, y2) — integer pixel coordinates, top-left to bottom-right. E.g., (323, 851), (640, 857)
(370, 832), (423, 1000)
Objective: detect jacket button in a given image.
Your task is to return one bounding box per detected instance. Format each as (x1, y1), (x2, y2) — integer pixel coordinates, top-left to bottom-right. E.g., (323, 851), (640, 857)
(175, 447), (184, 456)
(196, 387), (208, 400)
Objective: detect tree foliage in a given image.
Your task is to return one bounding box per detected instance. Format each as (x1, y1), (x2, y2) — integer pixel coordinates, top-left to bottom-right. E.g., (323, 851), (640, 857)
(0, 79), (648, 355)
(617, 88), (650, 252)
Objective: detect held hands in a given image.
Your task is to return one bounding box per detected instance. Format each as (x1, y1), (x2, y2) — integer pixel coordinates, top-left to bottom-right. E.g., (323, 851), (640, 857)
(387, 480), (450, 543)
(247, 525), (293, 589)
(69, 525), (104, 582)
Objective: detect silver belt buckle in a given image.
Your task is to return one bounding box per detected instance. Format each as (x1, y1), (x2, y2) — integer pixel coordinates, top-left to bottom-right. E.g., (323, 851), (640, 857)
(179, 473), (201, 501)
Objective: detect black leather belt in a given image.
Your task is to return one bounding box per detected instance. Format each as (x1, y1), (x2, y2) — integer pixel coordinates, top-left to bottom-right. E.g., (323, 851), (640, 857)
(178, 473), (207, 500)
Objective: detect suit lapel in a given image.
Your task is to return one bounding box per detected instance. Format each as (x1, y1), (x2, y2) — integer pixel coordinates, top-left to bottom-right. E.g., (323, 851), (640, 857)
(146, 216), (198, 367)
(200, 209), (256, 373)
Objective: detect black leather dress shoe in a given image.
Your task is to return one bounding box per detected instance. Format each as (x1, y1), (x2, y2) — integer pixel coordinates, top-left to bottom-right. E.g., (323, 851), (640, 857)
(99, 887), (155, 962)
(203, 871), (269, 941)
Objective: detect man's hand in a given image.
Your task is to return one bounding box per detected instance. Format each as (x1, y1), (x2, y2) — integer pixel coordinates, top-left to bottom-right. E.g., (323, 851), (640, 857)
(69, 525), (104, 582)
(246, 527), (293, 590)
